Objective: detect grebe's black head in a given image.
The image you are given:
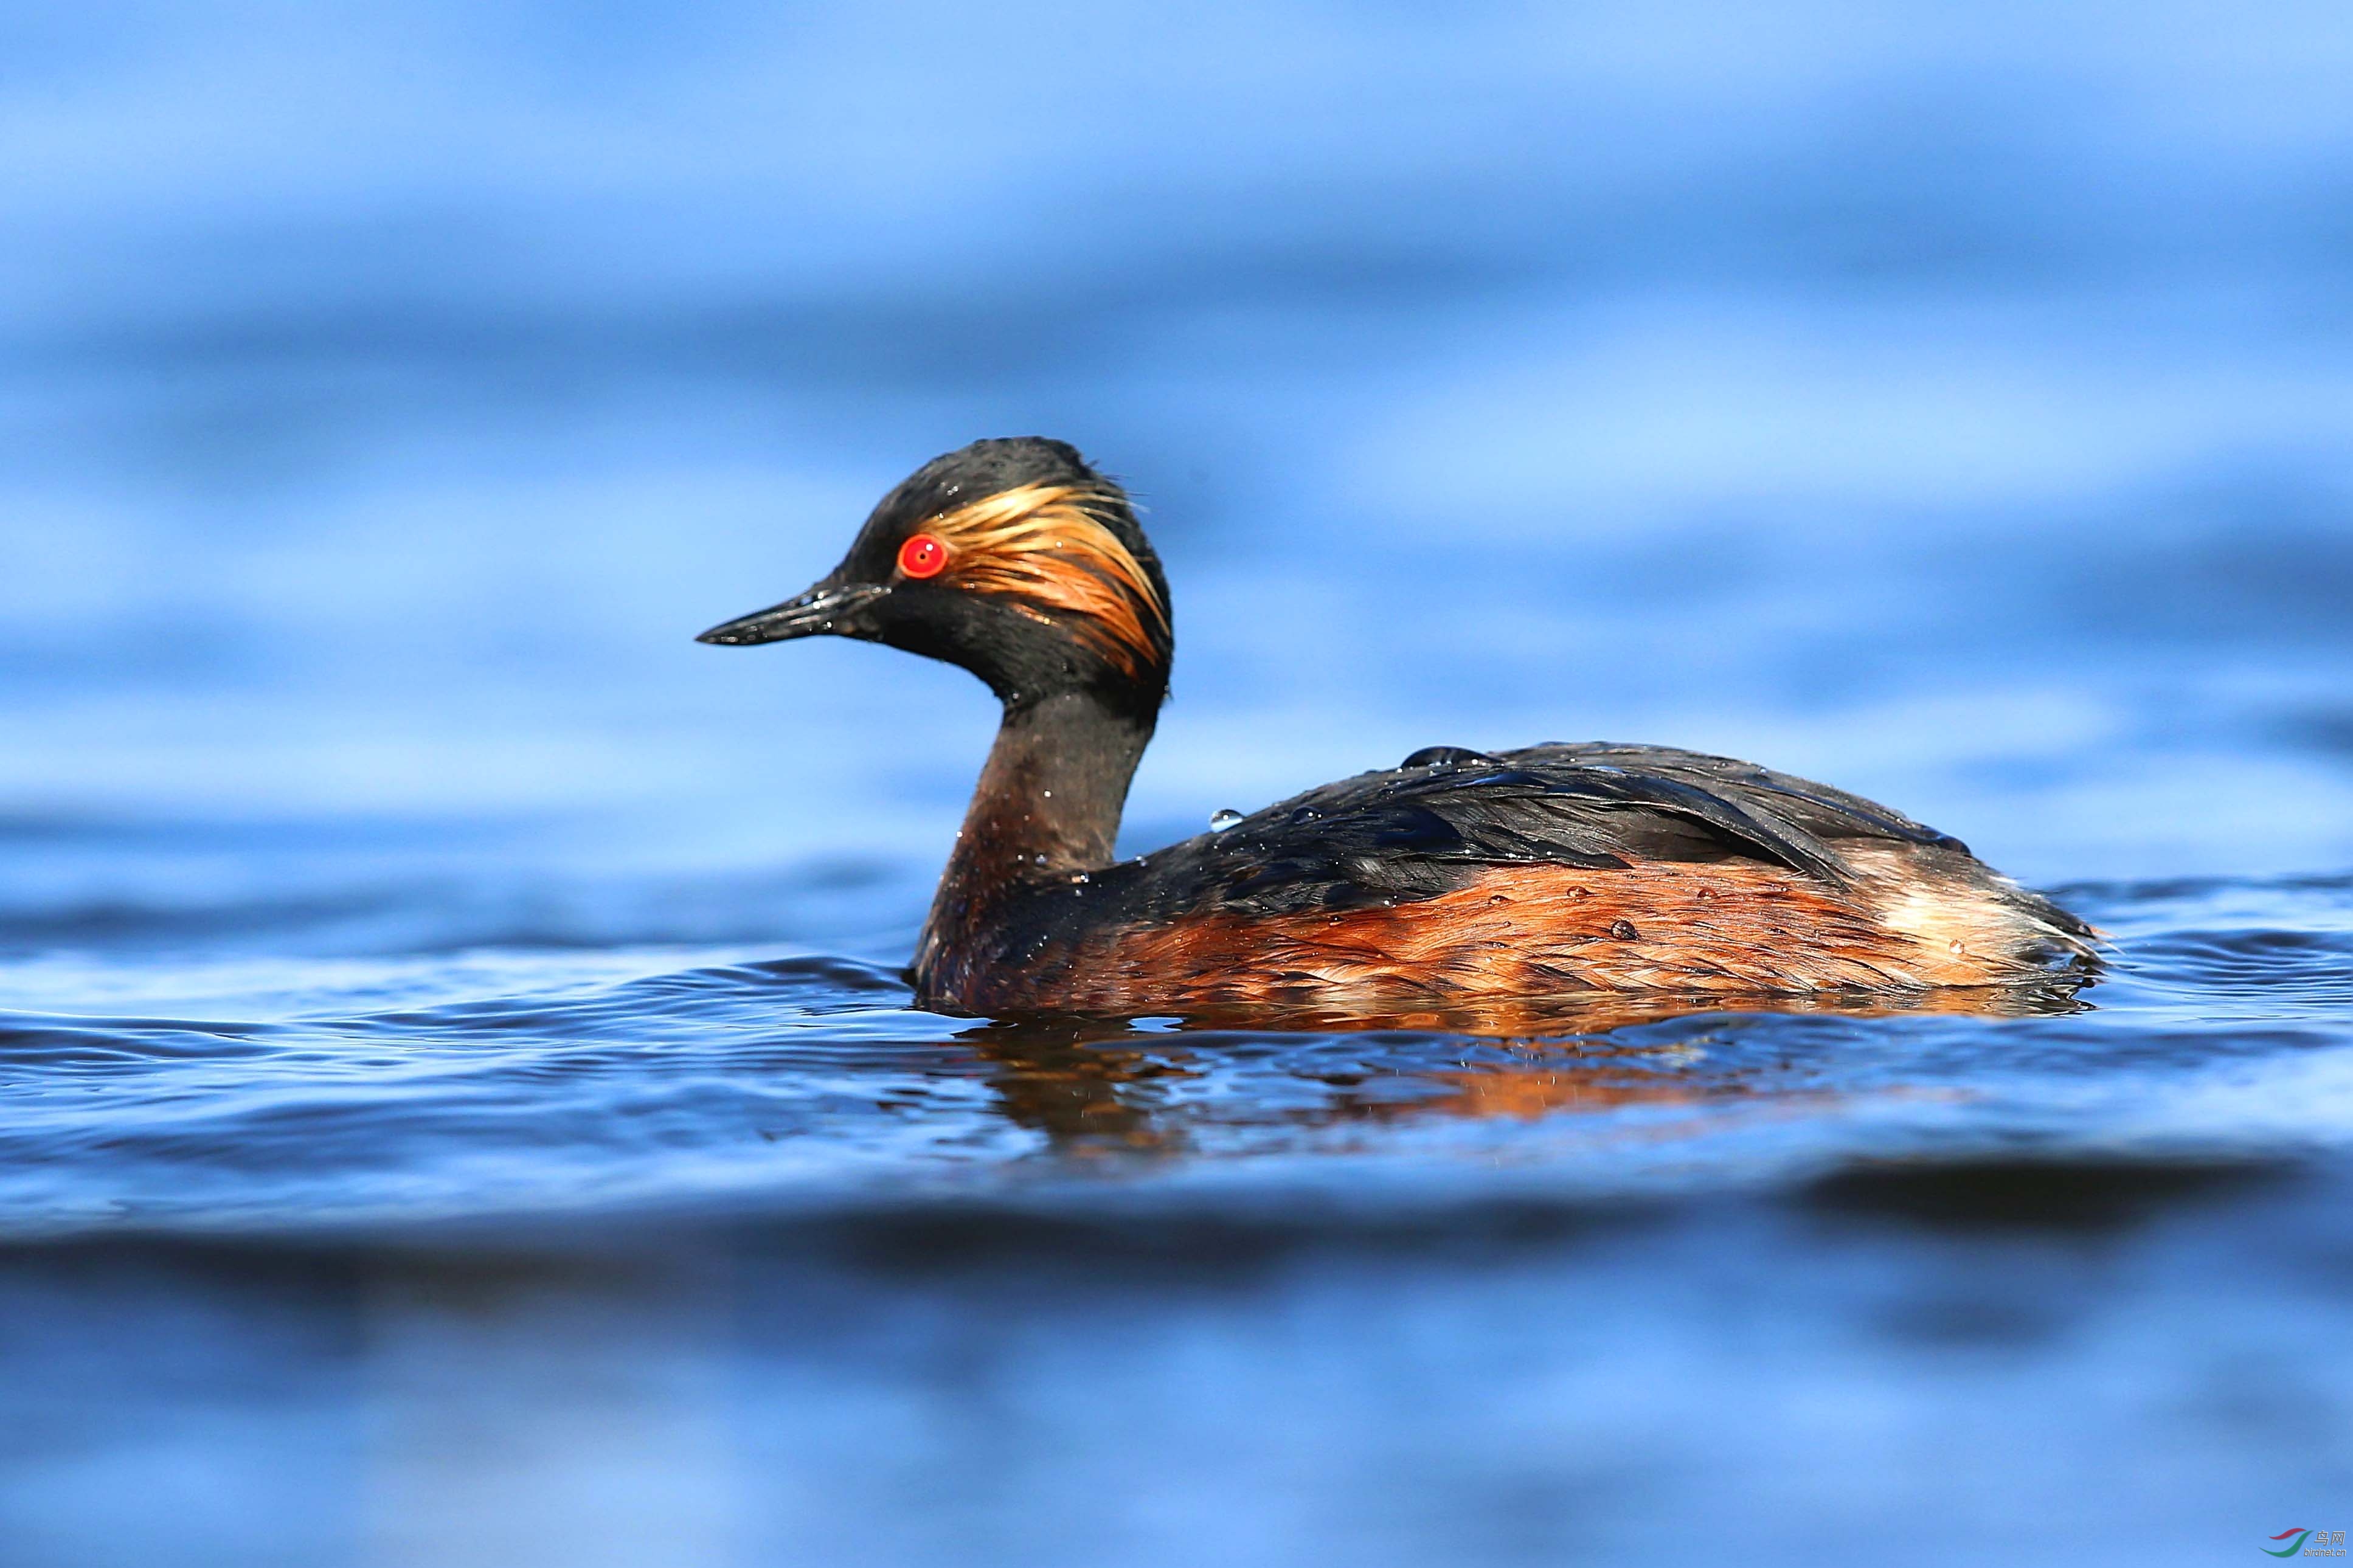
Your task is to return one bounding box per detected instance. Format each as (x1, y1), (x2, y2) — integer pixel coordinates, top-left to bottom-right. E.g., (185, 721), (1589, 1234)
(698, 437), (1172, 720)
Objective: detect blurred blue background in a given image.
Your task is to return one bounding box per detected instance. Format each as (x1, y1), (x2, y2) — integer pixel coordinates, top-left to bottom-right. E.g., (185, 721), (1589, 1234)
(3, 5), (2352, 1567)
(7, 0), (2352, 918)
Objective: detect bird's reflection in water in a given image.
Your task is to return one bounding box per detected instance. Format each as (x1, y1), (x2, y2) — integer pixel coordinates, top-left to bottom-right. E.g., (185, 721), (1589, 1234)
(955, 982), (2092, 1155)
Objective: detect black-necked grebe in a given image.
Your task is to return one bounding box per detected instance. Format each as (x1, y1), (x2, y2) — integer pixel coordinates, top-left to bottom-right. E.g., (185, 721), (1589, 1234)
(699, 437), (2096, 1016)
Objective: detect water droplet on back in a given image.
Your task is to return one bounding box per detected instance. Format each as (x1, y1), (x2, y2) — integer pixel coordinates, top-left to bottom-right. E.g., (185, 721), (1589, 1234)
(1210, 808), (1244, 831)
(1401, 745), (1500, 768)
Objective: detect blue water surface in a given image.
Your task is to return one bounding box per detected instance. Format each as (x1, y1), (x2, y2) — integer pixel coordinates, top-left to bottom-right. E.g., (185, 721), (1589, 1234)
(3, 4), (2352, 1565)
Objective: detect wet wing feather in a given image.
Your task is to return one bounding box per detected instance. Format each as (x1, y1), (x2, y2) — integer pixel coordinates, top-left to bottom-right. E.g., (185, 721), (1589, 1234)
(1109, 744), (1956, 919)
(1508, 742), (1969, 852)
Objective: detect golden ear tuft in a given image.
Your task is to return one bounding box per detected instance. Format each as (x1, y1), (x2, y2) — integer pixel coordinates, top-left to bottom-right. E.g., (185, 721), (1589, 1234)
(924, 483), (1169, 678)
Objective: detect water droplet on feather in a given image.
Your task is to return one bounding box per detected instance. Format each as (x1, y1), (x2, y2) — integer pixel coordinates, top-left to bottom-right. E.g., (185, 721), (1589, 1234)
(1210, 809), (1244, 831)
(1401, 745), (1498, 768)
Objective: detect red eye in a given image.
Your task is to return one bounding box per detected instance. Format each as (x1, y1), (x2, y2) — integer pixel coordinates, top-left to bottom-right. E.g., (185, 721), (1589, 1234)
(897, 533), (949, 579)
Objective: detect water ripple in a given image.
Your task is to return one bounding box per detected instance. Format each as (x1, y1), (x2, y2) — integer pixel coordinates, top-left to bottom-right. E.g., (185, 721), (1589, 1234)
(0, 876), (2340, 1242)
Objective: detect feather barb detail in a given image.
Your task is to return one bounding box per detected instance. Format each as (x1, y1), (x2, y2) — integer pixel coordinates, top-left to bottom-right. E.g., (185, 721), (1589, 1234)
(926, 482), (1169, 678)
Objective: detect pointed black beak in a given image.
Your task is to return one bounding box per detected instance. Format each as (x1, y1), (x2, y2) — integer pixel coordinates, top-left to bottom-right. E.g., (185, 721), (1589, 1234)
(696, 582), (887, 646)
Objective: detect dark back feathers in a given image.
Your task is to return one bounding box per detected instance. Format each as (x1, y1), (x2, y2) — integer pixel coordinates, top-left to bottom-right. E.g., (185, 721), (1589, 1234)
(1098, 741), (1972, 920)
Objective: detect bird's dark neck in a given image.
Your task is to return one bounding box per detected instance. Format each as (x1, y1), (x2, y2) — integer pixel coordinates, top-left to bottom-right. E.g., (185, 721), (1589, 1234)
(914, 690), (1152, 1000)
